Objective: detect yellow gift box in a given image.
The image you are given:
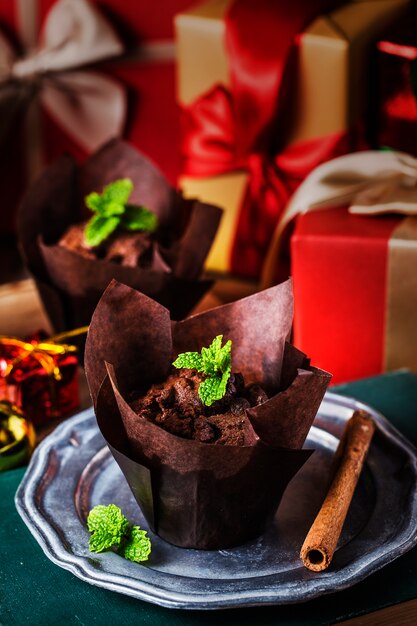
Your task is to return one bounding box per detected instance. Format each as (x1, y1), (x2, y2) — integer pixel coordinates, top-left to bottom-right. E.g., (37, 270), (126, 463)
(175, 0), (409, 276)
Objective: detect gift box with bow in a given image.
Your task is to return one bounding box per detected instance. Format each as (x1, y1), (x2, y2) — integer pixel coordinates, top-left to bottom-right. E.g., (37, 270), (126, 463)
(175, 0), (409, 279)
(267, 150), (417, 384)
(0, 331), (81, 426)
(0, 0), (190, 234)
(0, 0), (126, 234)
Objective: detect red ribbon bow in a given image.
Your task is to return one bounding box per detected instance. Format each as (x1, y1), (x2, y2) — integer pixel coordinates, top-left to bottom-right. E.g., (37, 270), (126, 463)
(180, 0), (355, 278)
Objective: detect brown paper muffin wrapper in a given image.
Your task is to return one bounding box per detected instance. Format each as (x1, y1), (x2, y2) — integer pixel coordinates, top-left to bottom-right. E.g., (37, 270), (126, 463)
(17, 139), (222, 332)
(85, 279), (331, 549)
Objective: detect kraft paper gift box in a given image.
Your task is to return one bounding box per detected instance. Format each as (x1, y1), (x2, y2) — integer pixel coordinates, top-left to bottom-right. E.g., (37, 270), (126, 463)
(175, 0), (409, 279)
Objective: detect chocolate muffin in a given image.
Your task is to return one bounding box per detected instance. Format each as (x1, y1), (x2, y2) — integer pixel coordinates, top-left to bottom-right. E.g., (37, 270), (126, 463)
(85, 279), (332, 550)
(18, 139), (223, 331)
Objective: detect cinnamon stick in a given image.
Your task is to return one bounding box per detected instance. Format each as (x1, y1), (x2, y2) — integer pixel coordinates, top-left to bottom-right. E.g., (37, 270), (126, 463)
(300, 410), (376, 572)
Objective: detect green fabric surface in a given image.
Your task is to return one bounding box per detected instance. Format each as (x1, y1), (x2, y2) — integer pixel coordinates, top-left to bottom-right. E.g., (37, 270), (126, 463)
(334, 369), (417, 447)
(1, 371), (417, 626)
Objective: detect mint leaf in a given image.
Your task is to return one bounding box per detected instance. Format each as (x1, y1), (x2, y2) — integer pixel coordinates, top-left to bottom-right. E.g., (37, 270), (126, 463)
(172, 351), (204, 370)
(85, 180), (133, 217)
(201, 335), (231, 377)
(102, 178), (133, 206)
(85, 191), (102, 213)
(119, 526), (152, 563)
(173, 335), (232, 406)
(100, 201), (125, 218)
(122, 205), (158, 233)
(84, 178), (158, 247)
(199, 368), (231, 406)
(87, 504), (129, 553)
(84, 215), (120, 247)
(87, 504), (152, 564)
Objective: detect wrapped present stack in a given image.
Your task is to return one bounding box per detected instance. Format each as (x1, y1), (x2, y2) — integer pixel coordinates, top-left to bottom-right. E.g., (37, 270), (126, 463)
(175, 0), (409, 279)
(2, 0), (417, 446)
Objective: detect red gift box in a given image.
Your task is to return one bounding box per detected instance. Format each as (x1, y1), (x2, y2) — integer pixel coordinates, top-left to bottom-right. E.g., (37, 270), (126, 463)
(0, 0), (195, 44)
(376, 7), (417, 155)
(0, 333), (80, 426)
(291, 207), (417, 384)
(15, 0), (188, 182)
(44, 0), (195, 43)
(42, 60), (181, 186)
(0, 0), (186, 234)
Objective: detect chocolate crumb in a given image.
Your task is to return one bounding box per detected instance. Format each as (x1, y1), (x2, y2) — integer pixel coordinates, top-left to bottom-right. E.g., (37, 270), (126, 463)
(230, 397), (251, 416)
(247, 384), (269, 406)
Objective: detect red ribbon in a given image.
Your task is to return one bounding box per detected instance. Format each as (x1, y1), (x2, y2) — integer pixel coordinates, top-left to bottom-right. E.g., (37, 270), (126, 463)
(180, 0), (355, 278)
(233, 132), (353, 277)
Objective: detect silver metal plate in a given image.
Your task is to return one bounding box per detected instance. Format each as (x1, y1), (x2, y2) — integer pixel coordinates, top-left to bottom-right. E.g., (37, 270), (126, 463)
(15, 392), (417, 610)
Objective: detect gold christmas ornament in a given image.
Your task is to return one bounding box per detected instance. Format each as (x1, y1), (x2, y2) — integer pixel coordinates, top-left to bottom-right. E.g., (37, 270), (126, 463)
(0, 401), (36, 472)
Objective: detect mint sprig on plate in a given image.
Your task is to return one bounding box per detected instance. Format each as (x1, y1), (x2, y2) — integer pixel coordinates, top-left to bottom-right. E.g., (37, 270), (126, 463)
(84, 178), (158, 247)
(87, 504), (151, 563)
(173, 335), (232, 407)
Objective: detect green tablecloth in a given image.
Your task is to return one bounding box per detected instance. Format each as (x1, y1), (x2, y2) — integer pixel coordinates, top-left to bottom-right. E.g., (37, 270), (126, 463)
(2, 371), (417, 626)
